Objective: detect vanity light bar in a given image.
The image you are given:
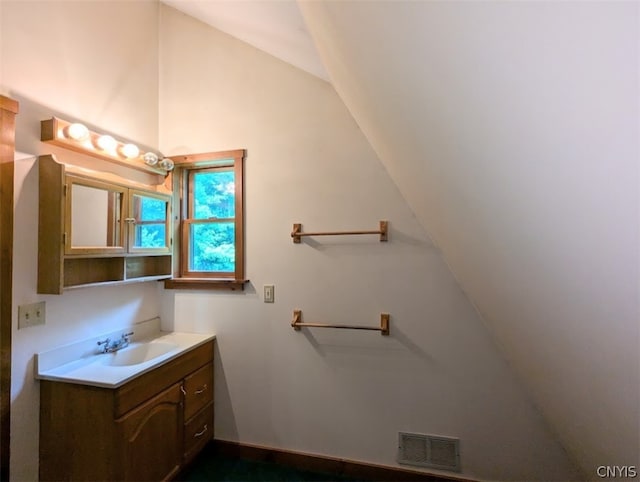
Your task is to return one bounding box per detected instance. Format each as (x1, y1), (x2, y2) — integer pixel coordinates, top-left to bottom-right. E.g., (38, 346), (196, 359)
(41, 117), (170, 176)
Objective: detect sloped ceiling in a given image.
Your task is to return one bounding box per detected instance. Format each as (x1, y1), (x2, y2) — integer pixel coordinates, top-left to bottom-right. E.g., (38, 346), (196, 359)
(161, 0), (328, 80)
(297, 0), (639, 477)
(160, 0), (639, 478)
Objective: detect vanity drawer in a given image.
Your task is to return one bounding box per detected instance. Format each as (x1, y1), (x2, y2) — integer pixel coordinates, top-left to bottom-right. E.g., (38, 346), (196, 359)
(184, 401), (213, 463)
(183, 363), (213, 420)
(115, 341), (213, 417)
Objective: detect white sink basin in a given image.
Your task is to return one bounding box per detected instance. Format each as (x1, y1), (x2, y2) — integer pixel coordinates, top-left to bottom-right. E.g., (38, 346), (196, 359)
(36, 319), (215, 388)
(101, 342), (178, 367)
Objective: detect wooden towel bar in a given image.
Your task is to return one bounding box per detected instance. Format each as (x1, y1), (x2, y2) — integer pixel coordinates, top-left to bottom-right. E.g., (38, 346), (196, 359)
(291, 221), (388, 243)
(291, 310), (390, 336)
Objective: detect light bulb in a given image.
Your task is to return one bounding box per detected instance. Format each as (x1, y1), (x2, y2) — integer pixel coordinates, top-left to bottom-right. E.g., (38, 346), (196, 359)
(143, 152), (159, 166)
(120, 143), (140, 159)
(95, 135), (117, 152)
(63, 123), (89, 142)
(159, 158), (174, 171)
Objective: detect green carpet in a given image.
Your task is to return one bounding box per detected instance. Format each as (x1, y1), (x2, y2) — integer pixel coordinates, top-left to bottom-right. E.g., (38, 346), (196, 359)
(178, 446), (366, 482)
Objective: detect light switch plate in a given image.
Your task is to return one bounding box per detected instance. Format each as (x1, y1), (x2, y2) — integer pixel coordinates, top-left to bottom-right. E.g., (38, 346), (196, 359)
(264, 285), (275, 303)
(18, 301), (46, 329)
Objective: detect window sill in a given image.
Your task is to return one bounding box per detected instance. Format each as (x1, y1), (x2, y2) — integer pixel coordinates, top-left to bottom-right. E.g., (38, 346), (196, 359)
(164, 278), (249, 291)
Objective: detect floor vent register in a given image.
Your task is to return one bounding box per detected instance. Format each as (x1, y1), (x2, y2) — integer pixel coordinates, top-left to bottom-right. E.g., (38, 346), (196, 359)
(397, 432), (460, 472)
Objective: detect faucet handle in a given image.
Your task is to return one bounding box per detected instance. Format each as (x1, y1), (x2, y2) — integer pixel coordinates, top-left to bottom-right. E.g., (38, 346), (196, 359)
(97, 338), (111, 353)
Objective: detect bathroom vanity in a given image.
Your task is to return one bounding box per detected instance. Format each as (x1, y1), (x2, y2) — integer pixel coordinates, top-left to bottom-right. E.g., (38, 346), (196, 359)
(37, 322), (214, 481)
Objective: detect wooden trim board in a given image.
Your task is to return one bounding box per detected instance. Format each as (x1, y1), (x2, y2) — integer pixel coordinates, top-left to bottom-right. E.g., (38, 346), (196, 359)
(0, 95), (18, 481)
(209, 440), (477, 482)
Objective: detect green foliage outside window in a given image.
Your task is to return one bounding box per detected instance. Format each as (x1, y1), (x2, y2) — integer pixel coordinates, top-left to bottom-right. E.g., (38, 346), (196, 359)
(135, 224), (166, 248)
(134, 196), (167, 248)
(191, 170), (235, 272)
(194, 171), (235, 219)
(190, 223), (235, 272)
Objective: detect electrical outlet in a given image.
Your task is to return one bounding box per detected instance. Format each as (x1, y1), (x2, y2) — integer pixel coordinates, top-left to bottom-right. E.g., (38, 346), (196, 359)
(264, 285), (275, 303)
(18, 301), (46, 329)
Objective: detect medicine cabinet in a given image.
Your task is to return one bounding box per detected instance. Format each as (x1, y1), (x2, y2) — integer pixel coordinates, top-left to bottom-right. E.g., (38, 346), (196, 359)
(65, 177), (171, 256)
(38, 154), (172, 294)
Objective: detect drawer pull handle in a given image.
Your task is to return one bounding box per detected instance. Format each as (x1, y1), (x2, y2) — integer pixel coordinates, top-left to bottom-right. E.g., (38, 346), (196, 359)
(194, 384), (208, 395)
(180, 386), (186, 396)
(194, 424), (208, 438)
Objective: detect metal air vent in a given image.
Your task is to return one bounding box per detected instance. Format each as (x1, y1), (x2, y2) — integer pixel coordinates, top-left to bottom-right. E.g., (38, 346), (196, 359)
(397, 432), (460, 472)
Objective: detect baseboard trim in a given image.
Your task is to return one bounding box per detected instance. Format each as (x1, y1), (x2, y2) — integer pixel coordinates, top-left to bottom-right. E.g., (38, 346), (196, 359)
(212, 439), (477, 482)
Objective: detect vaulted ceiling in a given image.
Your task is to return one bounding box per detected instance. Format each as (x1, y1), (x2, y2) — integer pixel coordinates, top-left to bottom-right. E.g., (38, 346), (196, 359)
(163, 0), (639, 477)
(162, 0), (328, 80)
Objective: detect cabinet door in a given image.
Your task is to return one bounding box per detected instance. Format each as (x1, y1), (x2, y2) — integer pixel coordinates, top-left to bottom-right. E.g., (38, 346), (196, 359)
(127, 190), (172, 254)
(65, 175), (127, 255)
(118, 382), (183, 481)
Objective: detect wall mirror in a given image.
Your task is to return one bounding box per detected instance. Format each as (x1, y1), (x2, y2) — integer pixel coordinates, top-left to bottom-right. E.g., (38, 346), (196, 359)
(65, 177), (127, 255)
(129, 191), (171, 252)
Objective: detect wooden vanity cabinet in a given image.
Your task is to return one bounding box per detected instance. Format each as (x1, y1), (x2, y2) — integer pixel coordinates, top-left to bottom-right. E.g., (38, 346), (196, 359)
(39, 341), (214, 481)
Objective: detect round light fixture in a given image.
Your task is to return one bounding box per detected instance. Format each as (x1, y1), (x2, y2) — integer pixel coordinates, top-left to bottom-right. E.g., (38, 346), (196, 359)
(159, 158), (174, 171)
(95, 135), (117, 152)
(63, 123), (90, 142)
(143, 152), (159, 166)
(120, 143), (140, 159)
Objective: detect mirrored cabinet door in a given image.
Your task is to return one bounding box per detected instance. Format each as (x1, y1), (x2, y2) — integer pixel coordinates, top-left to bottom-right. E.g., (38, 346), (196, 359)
(128, 190), (171, 254)
(65, 176), (127, 255)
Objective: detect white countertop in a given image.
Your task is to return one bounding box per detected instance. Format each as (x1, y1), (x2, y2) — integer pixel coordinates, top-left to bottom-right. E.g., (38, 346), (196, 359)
(35, 318), (215, 388)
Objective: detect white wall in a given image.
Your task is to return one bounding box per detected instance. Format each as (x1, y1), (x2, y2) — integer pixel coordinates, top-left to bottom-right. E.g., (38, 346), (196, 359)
(299, 1), (639, 479)
(1, 1), (160, 480)
(159, 6), (580, 480)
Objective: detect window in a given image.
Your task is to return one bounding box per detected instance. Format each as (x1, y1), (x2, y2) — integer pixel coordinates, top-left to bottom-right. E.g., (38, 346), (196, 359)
(164, 149), (246, 290)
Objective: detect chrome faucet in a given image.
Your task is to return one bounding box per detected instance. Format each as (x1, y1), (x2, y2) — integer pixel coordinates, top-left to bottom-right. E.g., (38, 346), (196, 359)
(97, 332), (134, 353)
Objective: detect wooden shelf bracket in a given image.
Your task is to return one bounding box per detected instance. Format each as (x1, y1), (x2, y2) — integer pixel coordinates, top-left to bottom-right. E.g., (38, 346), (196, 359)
(291, 310), (390, 336)
(291, 220), (388, 243)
